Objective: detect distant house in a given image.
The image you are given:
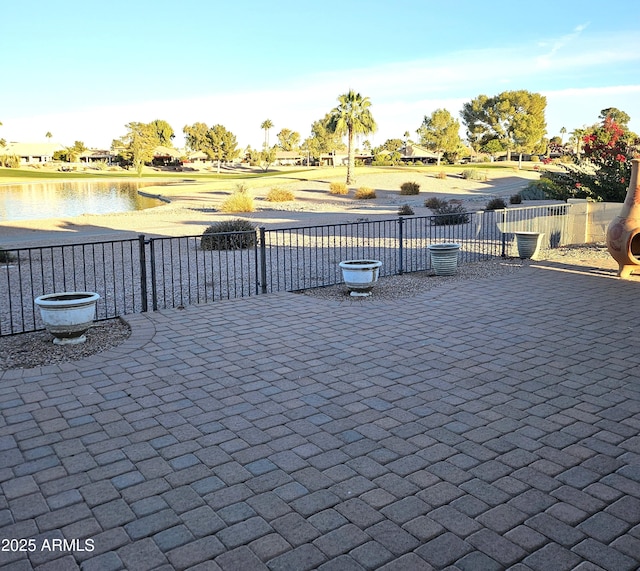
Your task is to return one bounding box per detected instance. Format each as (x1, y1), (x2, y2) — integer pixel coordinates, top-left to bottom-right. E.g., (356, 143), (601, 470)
(400, 144), (439, 164)
(0, 142), (64, 164)
(152, 146), (182, 166)
(275, 150), (304, 166)
(79, 149), (115, 164)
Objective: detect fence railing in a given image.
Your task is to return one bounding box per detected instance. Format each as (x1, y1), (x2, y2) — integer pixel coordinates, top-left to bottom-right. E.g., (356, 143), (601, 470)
(0, 204), (571, 335)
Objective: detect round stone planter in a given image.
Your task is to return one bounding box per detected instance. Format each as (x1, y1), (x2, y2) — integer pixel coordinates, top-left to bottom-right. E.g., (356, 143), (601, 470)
(339, 260), (382, 297)
(428, 243), (461, 276)
(34, 292), (100, 345)
(515, 232), (544, 260)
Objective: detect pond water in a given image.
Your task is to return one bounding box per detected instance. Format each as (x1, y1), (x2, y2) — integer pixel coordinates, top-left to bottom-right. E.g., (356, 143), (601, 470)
(0, 181), (166, 222)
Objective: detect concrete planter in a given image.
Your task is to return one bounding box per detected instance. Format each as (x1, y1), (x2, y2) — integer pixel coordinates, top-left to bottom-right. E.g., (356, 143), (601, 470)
(428, 243), (461, 276)
(339, 260), (382, 297)
(515, 232), (544, 260)
(34, 292), (100, 345)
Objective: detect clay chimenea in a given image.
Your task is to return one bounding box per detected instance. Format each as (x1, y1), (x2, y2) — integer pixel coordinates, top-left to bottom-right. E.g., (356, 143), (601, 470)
(606, 158), (640, 278)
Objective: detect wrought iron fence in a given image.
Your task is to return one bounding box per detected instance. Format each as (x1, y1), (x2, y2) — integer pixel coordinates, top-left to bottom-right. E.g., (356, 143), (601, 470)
(0, 204), (571, 336)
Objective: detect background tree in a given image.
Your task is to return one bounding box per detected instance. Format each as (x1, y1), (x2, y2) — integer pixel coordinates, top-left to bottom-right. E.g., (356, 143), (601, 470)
(0, 121), (5, 148)
(301, 114), (346, 162)
(149, 119), (175, 146)
(276, 128), (301, 151)
(260, 119), (274, 148)
(112, 122), (157, 176)
(560, 126), (567, 145)
(326, 90), (377, 184)
(461, 90), (547, 164)
(599, 107), (630, 128)
(45, 131), (53, 141)
(184, 122), (240, 173)
(417, 108), (462, 166)
(62, 141), (87, 163)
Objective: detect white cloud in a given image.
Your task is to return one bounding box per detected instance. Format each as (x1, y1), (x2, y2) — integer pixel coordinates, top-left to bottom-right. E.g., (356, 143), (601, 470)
(3, 29), (639, 148)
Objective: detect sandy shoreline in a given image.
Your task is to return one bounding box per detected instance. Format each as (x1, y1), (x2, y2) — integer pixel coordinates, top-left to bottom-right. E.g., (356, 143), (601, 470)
(0, 167), (542, 248)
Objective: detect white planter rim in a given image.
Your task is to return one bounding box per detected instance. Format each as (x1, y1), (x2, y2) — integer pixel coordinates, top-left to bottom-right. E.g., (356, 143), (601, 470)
(339, 259), (382, 269)
(35, 291), (100, 307)
(427, 243), (461, 251)
(514, 231), (542, 236)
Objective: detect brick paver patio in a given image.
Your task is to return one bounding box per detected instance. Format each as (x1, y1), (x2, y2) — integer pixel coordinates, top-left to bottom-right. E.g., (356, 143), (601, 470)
(1, 260), (639, 570)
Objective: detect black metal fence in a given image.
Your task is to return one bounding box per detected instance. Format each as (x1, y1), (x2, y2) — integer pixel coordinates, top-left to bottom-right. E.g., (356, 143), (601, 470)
(0, 204), (571, 336)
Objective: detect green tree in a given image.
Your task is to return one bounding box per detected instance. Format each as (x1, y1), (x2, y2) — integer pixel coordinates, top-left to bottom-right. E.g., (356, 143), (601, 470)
(0, 120), (5, 148)
(184, 123), (240, 174)
(276, 128), (301, 151)
(45, 131), (53, 141)
(417, 108), (462, 166)
(62, 140), (87, 162)
(461, 90), (547, 165)
(559, 126), (567, 145)
(149, 119), (175, 146)
(260, 119), (274, 148)
(599, 107), (630, 128)
(482, 138), (505, 161)
(326, 90), (377, 184)
(301, 114), (346, 161)
(112, 122), (157, 176)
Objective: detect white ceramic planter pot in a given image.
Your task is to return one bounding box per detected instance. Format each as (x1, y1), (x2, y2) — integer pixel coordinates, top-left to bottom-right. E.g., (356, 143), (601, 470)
(34, 292), (100, 345)
(428, 243), (461, 276)
(515, 232), (544, 260)
(339, 260), (382, 297)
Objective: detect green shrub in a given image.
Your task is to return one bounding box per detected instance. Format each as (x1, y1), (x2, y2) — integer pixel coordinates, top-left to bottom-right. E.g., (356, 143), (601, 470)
(509, 194), (523, 204)
(424, 197), (448, 209)
(520, 178), (554, 200)
(266, 187), (295, 202)
(220, 185), (255, 212)
(430, 202), (470, 226)
(201, 219), (256, 250)
(0, 248), (16, 263)
(398, 204), (415, 216)
(462, 169), (487, 181)
(436, 171), (447, 180)
(485, 197), (507, 210)
(329, 182), (349, 195)
(400, 181), (420, 195)
(355, 186), (376, 199)
(530, 155), (540, 162)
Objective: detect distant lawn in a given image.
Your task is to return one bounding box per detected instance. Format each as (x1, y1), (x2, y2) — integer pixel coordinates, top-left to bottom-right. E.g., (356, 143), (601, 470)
(0, 167), (310, 184)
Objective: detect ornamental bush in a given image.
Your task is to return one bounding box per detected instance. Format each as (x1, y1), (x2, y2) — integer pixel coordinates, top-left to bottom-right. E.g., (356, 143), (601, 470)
(266, 187), (295, 202)
(329, 182), (349, 195)
(201, 219), (256, 250)
(400, 181), (420, 195)
(355, 186), (376, 199)
(485, 197), (507, 210)
(541, 116), (636, 202)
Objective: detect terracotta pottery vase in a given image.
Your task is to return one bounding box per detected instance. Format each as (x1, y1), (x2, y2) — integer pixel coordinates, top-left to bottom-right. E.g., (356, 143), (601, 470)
(606, 158), (640, 278)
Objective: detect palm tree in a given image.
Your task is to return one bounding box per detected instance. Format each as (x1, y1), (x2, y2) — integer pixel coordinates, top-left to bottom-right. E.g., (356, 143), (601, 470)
(260, 119), (274, 148)
(326, 90), (377, 184)
(559, 126), (566, 145)
(46, 131), (53, 141)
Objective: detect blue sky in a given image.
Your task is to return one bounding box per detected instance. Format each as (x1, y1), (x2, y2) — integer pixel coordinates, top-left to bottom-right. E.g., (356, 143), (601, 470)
(1, 0), (639, 150)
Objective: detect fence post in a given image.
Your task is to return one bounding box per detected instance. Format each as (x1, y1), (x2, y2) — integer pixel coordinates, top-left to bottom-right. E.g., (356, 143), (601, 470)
(138, 234), (148, 312)
(259, 227), (268, 294)
(149, 238), (158, 311)
(501, 209), (507, 258)
(398, 217), (404, 275)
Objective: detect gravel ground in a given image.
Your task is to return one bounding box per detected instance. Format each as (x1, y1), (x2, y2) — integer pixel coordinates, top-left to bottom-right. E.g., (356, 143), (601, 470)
(0, 244), (616, 371)
(0, 318), (131, 371)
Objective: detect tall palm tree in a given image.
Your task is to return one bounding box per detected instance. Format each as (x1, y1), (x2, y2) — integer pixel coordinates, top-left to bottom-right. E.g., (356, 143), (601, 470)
(327, 90), (377, 184)
(260, 119), (274, 148)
